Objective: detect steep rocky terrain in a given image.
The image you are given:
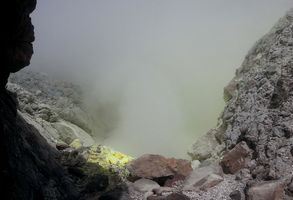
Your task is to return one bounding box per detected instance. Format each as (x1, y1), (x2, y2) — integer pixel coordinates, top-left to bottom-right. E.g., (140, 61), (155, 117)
(8, 69), (95, 147)
(3, 0), (293, 199)
(189, 8), (293, 199)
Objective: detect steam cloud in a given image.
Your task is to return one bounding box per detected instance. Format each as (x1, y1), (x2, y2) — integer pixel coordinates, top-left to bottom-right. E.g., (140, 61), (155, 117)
(29, 0), (292, 158)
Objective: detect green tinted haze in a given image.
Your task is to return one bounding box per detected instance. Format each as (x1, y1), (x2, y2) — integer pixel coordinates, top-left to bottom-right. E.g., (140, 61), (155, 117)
(30, 0), (293, 158)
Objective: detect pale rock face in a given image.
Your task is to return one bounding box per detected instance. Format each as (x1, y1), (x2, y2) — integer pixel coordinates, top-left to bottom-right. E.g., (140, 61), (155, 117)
(8, 70), (96, 147)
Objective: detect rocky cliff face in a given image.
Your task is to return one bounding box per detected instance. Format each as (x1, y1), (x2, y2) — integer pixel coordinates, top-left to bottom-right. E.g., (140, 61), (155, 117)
(0, 0), (82, 199)
(0, 1), (112, 199)
(223, 9), (293, 182)
(8, 70), (95, 147)
(190, 9), (293, 199)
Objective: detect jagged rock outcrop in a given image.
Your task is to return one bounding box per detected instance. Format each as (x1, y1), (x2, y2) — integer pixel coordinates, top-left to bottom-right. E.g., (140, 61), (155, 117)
(189, 8), (293, 199)
(8, 70), (95, 147)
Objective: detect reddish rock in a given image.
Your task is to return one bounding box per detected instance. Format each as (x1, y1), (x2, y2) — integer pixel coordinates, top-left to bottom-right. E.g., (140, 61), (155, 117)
(220, 141), (251, 174)
(127, 154), (192, 179)
(247, 180), (285, 200)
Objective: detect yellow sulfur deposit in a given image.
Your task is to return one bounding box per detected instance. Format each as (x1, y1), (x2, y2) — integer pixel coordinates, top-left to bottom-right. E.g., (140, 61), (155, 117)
(87, 145), (133, 174)
(68, 139), (133, 181)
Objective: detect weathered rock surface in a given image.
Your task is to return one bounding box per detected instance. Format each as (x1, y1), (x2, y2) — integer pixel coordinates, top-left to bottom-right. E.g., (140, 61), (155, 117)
(188, 128), (225, 161)
(183, 163), (223, 191)
(223, 9), (293, 183)
(247, 180), (285, 200)
(8, 70), (96, 147)
(127, 154), (192, 181)
(220, 141), (251, 174)
(189, 8), (293, 199)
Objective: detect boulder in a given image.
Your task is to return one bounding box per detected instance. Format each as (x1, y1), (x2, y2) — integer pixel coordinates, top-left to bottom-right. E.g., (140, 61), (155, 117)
(188, 129), (225, 161)
(127, 154), (192, 180)
(183, 162), (223, 191)
(220, 141), (251, 174)
(247, 180), (285, 200)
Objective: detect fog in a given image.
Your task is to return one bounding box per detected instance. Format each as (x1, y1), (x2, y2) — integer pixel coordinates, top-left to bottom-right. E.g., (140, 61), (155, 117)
(30, 0), (293, 158)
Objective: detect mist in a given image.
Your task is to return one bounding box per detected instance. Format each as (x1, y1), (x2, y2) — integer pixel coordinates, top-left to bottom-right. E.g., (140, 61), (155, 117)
(29, 0), (293, 158)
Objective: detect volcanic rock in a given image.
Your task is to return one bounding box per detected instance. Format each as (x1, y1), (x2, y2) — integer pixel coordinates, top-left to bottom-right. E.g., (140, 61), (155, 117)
(247, 180), (285, 200)
(220, 141), (251, 174)
(183, 162), (223, 191)
(127, 154), (192, 181)
(188, 129), (225, 161)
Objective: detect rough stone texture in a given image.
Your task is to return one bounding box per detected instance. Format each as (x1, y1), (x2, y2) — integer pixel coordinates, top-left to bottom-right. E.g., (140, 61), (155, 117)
(128, 174), (246, 200)
(247, 180), (285, 200)
(220, 141), (251, 174)
(188, 129), (225, 161)
(8, 69), (119, 143)
(183, 163), (223, 191)
(164, 174), (186, 187)
(222, 9), (293, 182)
(8, 70), (96, 146)
(189, 8), (293, 199)
(127, 154), (192, 180)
